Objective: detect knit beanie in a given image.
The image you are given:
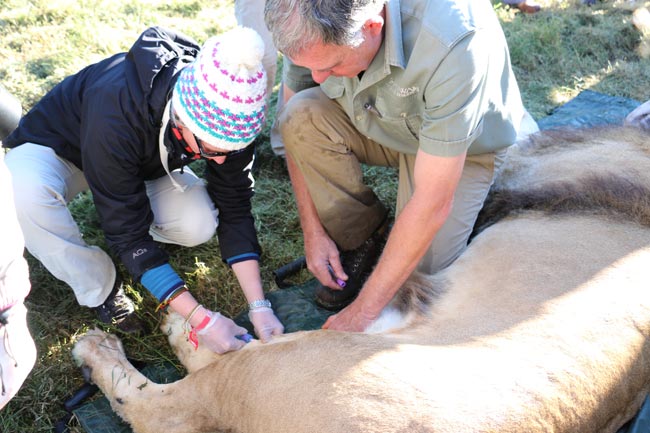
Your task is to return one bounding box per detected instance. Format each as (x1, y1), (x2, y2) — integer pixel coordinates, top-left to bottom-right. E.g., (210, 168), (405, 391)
(171, 26), (267, 151)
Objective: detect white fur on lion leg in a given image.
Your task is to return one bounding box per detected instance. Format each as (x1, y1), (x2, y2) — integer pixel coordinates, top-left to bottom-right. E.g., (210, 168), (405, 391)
(161, 312), (220, 373)
(365, 306), (408, 333)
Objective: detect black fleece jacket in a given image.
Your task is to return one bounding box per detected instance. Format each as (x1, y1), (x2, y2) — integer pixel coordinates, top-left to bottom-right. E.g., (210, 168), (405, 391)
(3, 26), (261, 282)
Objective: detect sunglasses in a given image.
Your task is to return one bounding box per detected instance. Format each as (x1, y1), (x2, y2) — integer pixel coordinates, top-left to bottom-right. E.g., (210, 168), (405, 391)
(169, 106), (249, 158)
(194, 137), (248, 158)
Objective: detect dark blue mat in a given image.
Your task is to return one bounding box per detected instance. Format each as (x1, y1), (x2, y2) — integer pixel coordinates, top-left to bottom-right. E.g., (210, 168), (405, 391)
(537, 89), (640, 130)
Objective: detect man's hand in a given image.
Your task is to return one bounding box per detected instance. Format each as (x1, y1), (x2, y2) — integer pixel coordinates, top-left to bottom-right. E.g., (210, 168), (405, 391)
(196, 310), (248, 354)
(304, 229), (348, 290)
(248, 307), (284, 342)
(322, 300), (377, 332)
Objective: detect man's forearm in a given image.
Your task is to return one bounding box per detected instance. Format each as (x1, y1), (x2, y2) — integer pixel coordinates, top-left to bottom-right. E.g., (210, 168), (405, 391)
(356, 196), (452, 317)
(355, 151), (465, 318)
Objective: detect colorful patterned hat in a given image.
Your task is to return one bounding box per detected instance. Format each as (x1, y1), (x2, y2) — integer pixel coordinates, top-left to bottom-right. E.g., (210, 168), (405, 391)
(171, 26), (267, 151)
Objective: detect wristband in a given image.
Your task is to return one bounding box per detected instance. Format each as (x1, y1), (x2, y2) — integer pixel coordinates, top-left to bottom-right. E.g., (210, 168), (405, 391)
(248, 299), (271, 310)
(184, 304), (204, 328)
(187, 309), (216, 350)
(156, 285), (189, 312)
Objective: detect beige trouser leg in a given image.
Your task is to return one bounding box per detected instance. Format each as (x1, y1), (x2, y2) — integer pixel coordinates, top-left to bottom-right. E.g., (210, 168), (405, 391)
(279, 88), (390, 251)
(279, 87), (504, 273)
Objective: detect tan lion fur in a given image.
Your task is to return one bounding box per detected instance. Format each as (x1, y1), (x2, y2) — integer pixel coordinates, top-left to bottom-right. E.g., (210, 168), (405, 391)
(73, 126), (650, 433)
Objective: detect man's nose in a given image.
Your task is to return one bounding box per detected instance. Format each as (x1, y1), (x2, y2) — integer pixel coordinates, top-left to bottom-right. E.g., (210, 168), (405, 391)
(311, 70), (331, 84)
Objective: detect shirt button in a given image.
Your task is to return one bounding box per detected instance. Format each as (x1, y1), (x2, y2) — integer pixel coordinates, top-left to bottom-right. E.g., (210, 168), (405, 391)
(356, 115), (363, 121)
(400, 112), (407, 118)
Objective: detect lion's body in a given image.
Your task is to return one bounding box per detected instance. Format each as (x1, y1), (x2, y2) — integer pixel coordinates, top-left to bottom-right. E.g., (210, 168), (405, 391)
(73, 126), (650, 433)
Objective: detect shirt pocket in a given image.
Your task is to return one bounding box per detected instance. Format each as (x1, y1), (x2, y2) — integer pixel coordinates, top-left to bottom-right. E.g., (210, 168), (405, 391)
(375, 88), (422, 142)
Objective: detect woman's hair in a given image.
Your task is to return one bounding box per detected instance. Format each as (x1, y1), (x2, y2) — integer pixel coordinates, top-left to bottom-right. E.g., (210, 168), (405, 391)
(264, 0), (386, 57)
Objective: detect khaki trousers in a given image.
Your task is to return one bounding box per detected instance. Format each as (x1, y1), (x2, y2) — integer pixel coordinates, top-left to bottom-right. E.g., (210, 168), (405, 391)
(278, 87), (505, 274)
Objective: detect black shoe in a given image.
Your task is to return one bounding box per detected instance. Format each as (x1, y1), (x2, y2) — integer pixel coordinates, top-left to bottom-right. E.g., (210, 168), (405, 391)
(315, 218), (391, 311)
(93, 282), (145, 334)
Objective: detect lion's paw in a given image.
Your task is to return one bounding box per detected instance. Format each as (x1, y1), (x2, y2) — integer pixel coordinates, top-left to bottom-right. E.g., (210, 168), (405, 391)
(72, 329), (125, 369)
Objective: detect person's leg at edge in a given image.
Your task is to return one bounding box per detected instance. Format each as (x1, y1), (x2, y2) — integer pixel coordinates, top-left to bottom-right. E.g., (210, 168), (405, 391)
(0, 153), (36, 410)
(235, 0), (277, 106)
(0, 304), (36, 410)
(235, 0), (287, 157)
(235, 0), (285, 156)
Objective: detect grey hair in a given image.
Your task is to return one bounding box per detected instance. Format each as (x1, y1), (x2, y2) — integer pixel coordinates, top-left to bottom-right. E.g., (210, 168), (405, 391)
(264, 0), (386, 58)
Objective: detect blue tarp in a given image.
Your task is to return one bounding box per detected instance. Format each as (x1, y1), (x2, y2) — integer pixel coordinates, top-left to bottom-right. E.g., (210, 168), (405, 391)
(537, 89), (640, 130)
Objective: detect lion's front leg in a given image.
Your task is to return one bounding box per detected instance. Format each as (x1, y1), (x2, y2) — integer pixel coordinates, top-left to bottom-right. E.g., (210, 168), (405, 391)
(72, 329), (177, 433)
(161, 311), (221, 373)
(72, 328), (137, 391)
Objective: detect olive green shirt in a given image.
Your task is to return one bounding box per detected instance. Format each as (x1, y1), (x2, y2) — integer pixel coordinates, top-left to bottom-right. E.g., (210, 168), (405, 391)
(284, 0), (525, 157)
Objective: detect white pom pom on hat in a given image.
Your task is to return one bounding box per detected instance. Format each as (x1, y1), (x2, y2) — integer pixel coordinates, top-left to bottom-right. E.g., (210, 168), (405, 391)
(218, 26), (265, 70)
(171, 26), (267, 151)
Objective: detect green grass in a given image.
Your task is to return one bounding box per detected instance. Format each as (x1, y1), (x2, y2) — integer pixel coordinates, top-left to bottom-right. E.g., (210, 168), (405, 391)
(498, 0), (650, 116)
(1, 0), (650, 431)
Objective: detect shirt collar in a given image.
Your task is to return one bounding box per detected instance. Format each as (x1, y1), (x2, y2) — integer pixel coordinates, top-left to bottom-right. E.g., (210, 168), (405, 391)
(361, 0), (405, 85)
(383, 0), (406, 70)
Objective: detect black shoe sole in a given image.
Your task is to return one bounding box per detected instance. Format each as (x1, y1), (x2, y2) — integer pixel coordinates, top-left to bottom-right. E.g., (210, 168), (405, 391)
(314, 290), (358, 311)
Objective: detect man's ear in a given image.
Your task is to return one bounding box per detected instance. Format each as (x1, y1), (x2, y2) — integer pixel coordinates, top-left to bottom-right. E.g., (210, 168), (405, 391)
(363, 14), (385, 37)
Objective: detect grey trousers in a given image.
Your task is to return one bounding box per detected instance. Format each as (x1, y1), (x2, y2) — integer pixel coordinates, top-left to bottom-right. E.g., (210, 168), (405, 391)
(5, 143), (217, 307)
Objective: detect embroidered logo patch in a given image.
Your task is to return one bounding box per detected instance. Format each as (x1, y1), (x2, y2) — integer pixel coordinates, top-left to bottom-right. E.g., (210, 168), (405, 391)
(386, 79), (420, 97)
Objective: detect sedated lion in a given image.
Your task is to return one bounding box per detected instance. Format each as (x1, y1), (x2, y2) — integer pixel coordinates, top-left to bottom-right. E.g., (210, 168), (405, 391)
(73, 125), (650, 433)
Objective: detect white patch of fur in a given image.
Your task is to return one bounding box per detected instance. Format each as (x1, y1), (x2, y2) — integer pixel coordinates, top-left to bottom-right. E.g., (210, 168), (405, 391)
(364, 306), (407, 333)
